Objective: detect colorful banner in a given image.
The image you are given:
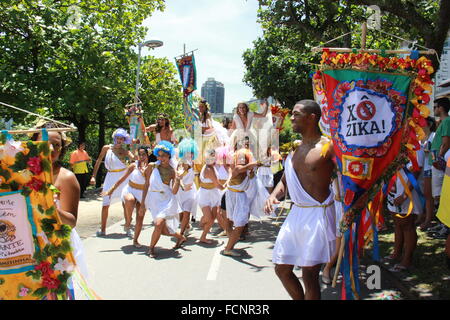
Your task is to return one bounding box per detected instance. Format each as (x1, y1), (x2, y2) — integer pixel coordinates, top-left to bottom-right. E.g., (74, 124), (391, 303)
(322, 69), (411, 212)
(125, 105), (150, 147)
(0, 131), (76, 300)
(175, 54), (199, 133)
(313, 51), (434, 300)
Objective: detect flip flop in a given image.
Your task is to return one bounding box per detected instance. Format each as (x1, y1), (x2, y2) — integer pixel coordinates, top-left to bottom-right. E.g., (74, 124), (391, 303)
(321, 275), (331, 285)
(221, 250), (241, 257)
(389, 264), (409, 272)
(133, 241), (143, 248)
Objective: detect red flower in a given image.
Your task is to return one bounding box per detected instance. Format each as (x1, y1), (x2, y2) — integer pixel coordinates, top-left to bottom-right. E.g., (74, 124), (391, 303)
(35, 261), (53, 276)
(42, 276), (60, 290)
(25, 177), (44, 192)
(27, 157), (42, 175)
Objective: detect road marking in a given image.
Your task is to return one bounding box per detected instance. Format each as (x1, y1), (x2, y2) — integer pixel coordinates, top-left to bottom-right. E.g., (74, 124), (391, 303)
(206, 242), (226, 281)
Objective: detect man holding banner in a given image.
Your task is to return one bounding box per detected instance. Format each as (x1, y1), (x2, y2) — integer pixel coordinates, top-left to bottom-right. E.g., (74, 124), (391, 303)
(264, 100), (337, 300)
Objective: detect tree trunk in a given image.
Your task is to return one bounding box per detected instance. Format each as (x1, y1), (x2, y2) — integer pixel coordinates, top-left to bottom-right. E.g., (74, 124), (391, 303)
(97, 110), (106, 188)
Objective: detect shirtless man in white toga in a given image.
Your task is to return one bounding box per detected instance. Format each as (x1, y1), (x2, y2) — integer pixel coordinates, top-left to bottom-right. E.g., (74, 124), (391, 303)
(264, 100), (336, 300)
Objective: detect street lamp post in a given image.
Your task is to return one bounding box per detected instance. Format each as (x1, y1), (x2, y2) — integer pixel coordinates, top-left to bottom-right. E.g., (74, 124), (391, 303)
(135, 39), (164, 103)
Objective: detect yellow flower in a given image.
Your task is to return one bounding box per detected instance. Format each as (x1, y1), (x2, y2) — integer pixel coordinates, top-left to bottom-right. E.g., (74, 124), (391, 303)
(15, 169), (33, 184)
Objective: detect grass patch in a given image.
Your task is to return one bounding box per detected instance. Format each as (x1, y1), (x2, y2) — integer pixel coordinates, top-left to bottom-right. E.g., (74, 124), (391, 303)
(375, 214), (450, 299)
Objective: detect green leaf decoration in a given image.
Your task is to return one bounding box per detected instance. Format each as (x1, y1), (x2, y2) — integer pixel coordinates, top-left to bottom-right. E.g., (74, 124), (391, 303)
(41, 218), (56, 233)
(60, 240), (72, 253)
(0, 278), (5, 285)
(0, 167), (11, 182)
(9, 180), (19, 191)
(41, 159), (52, 173)
(21, 187), (31, 197)
(0, 134), (6, 144)
(45, 206), (55, 216)
(55, 284), (68, 295)
(32, 287), (49, 297)
(55, 225), (72, 239)
(49, 184), (60, 194)
(37, 204), (45, 214)
(38, 142), (50, 156)
(14, 151), (28, 167)
(27, 142), (39, 158)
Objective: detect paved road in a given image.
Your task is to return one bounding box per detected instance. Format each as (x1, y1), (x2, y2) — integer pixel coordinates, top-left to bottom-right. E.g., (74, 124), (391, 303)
(74, 194), (402, 300)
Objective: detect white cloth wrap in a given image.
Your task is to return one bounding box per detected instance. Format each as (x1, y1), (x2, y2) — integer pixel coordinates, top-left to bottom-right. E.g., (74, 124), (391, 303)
(272, 154), (336, 267)
(176, 167), (198, 212)
(256, 165), (274, 188)
(197, 166), (222, 208)
(225, 172), (269, 227)
(147, 166), (180, 234)
(102, 148), (129, 206)
(121, 161), (145, 203)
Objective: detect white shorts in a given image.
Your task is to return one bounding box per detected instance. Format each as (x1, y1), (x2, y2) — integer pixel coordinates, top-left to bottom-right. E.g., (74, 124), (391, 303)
(432, 166), (445, 198)
(197, 188), (221, 208)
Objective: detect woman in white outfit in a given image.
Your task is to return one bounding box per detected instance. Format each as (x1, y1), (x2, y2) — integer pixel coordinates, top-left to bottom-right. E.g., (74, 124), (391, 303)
(230, 100), (269, 157)
(215, 145), (232, 236)
(175, 138), (199, 237)
(197, 149), (226, 244)
(139, 141), (186, 257)
(101, 146), (151, 247)
(90, 128), (135, 236)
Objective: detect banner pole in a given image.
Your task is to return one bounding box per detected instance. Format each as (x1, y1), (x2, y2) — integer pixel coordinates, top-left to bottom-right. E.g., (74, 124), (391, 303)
(361, 22), (367, 49)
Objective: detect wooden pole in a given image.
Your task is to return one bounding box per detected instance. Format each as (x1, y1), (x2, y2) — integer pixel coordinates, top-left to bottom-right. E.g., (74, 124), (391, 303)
(5, 127), (77, 134)
(332, 175), (345, 288)
(361, 22), (367, 49)
(311, 47), (436, 55)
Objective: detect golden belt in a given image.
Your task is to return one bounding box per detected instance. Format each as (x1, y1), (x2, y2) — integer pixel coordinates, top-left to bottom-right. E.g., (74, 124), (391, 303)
(228, 186), (244, 193)
(108, 168), (126, 173)
(200, 182), (216, 190)
(129, 181), (144, 190)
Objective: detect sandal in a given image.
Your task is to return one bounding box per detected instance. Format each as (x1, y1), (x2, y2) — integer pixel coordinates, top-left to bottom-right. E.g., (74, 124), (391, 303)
(221, 249), (241, 257)
(389, 264), (409, 272)
(133, 241), (142, 248)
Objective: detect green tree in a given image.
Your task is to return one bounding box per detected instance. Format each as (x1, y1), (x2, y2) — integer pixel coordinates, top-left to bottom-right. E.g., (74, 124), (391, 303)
(0, 0), (184, 155)
(244, 0), (450, 109)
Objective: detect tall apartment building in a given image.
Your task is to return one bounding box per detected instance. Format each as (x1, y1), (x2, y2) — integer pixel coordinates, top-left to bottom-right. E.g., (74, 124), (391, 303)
(201, 77), (225, 113)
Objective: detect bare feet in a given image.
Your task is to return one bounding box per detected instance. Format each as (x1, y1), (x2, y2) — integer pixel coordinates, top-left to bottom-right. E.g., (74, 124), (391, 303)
(198, 238), (213, 244)
(173, 235), (187, 249)
(133, 241), (142, 248)
(147, 247), (156, 258)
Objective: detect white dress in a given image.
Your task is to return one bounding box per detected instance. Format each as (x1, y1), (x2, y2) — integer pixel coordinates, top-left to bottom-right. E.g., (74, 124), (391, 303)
(147, 163), (180, 234)
(121, 161), (146, 205)
(176, 165), (198, 213)
(256, 158), (274, 188)
(272, 153), (336, 267)
(102, 147), (129, 206)
(226, 169), (269, 227)
(216, 165), (230, 197)
(197, 166), (222, 208)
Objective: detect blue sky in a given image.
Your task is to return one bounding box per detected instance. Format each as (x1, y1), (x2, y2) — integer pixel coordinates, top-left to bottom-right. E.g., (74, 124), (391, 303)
(141, 0), (263, 113)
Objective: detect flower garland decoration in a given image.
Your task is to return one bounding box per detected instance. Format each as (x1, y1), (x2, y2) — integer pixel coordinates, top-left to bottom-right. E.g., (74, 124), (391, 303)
(0, 134), (75, 300)
(316, 49), (433, 176)
(270, 104), (290, 131)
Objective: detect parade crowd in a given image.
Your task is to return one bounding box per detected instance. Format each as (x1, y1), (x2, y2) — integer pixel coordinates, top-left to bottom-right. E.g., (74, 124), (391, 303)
(39, 97), (450, 300)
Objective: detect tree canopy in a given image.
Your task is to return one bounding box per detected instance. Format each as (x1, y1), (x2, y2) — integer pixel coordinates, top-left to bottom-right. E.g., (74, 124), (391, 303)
(243, 0), (450, 108)
(0, 0), (183, 155)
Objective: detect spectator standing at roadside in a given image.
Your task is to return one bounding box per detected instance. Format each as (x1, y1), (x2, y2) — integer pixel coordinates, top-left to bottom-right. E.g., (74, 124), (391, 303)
(70, 141), (91, 198)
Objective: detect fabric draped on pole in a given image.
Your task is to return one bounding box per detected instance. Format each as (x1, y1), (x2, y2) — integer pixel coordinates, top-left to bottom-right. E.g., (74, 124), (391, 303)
(175, 54), (199, 133)
(312, 51), (433, 299)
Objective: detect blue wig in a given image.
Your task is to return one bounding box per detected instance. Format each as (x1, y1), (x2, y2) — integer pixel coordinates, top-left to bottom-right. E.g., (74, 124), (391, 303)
(177, 138), (199, 161)
(153, 140), (175, 158)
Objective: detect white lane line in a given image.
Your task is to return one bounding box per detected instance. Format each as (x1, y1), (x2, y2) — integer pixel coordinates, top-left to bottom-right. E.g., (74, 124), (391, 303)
(206, 242), (226, 281)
